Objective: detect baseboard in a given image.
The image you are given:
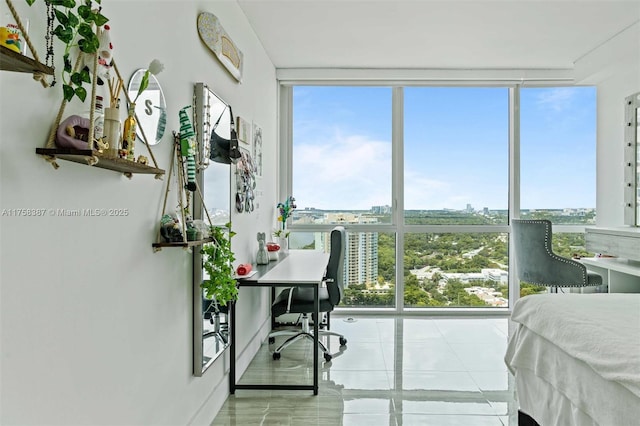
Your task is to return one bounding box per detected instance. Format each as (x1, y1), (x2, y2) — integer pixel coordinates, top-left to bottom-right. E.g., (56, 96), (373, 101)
(234, 314), (272, 378)
(187, 360), (231, 425)
(189, 316), (271, 425)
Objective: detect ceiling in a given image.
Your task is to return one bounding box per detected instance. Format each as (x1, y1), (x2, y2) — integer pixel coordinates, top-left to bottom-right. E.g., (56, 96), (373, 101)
(237, 0), (640, 70)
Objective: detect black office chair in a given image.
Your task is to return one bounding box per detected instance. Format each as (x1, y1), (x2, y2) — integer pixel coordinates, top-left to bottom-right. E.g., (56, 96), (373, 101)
(268, 226), (348, 362)
(511, 219), (603, 292)
(203, 296), (229, 345)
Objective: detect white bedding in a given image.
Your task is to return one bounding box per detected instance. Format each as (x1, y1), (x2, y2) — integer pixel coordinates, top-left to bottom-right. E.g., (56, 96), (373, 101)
(505, 294), (640, 426)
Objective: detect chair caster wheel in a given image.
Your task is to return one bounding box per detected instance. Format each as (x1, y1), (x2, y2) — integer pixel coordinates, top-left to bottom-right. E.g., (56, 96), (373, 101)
(323, 353), (332, 362)
(273, 352), (281, 360)
(268, 337), (275, 344)
(339, 337), (347, 346)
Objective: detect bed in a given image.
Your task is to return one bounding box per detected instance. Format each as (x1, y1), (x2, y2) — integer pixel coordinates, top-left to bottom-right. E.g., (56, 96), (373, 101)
(504, 293), (640, 426)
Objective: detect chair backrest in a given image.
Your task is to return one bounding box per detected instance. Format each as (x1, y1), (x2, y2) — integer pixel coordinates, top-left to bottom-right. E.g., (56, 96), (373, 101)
(511, 219), (589, 287)
(202, 294), (228, 320)
(325, 226), (346, 306)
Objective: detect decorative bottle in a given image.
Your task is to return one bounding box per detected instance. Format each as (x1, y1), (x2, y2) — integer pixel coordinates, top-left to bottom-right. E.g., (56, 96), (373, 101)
(122, 103), (136, 160)
(103, 104), (121, 158)
(81, 94), (104, 151)
(93, 95), (104, 143)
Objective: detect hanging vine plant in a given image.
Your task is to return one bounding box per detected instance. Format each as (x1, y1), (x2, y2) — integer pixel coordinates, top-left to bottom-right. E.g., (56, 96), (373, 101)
(26, 0), (109, 102)
(201, 223), (238, 306)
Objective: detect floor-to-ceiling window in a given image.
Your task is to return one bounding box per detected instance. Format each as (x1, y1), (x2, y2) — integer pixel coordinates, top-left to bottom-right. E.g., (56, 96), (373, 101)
(284, 83), (596, 311)
(289, 86), (396, 308)
(403, 87), (509, 309)
(518, 87), (597, 297)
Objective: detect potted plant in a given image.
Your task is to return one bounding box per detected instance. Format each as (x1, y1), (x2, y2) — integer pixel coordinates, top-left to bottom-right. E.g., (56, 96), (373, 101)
(201, 222), (237, 306)
(274, 195), (296, 252)
(26, 0), (109, 102)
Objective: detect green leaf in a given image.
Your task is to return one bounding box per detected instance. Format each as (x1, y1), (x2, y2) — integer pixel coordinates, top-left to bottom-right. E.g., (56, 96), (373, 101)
(70, 72), (82, 85)
(92, 13), (108, 27)
(53, 25), (73, 44)
(77, 22), (93, 38)
(67, 11), (79, 27)
(63, 54), (72, 73)
(74, 86), (87, 102)
(77, 4), (91, 19)
(62, 84), (74, 102)
(136, 71), (150, 99)
(53, 9), (68, 26)
(80, 68), (91, 83)
(48, 0), (75, 6)
(25, 0), (36, 6)
(77, 33), (99, 53)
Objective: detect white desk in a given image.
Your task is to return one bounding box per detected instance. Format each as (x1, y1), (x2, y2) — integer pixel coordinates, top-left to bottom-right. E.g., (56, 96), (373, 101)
(229, 250), (330, 395)
(585, 226), (640, 262)
(580, 257), (640, 293)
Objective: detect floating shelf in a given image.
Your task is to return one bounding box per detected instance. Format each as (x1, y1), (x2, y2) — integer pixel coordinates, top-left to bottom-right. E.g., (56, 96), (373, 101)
(152, 237), (214, 250)
(0, 45), (54, 74)
(35, 148), (165, 176)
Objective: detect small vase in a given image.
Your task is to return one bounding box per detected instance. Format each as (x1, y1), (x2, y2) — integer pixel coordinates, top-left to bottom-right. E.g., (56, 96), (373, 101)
(122, 103), (137, 160)
(103, 106), (121, 158)
(279, 237), (289, 254)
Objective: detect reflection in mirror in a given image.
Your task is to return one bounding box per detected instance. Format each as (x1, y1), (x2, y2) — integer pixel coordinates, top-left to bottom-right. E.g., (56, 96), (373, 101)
(127, 69), (167, 145)
(624, 92), (640, 226)
(192, 83), (232, 376)
(637, 105), (640, 225)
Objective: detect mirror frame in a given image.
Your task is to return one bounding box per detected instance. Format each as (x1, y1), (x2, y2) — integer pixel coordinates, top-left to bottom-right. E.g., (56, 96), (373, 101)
(126, 69), (167, 145)
(192, 83), (233, 376)
(624, 92), (640, 226)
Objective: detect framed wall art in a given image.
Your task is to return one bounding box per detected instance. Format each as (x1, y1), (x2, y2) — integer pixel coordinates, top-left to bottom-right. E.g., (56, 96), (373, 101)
(252, 121), (263, 178)
(236, 116), (251, 145)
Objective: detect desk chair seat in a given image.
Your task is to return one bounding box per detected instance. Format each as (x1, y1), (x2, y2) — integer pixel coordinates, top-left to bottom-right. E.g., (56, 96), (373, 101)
(268, 226), (348, 362)
(511, 219), (603, 291)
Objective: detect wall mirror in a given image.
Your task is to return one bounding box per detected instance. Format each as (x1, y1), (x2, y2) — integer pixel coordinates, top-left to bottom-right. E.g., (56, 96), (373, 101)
(192, 83), (232, 376)
(127, 69), (166, 145)
(623, 91), (640, 226)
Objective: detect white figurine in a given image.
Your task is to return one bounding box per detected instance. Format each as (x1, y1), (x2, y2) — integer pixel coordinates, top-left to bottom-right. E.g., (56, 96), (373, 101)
(256, 232), (269, 265)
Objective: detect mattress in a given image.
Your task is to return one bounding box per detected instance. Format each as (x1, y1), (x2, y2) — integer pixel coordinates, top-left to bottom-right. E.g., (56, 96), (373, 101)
(505, 294), (640, 426)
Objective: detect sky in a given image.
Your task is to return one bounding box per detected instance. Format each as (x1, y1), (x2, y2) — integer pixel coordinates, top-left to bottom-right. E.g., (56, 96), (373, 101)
(292, 85), (596, 211)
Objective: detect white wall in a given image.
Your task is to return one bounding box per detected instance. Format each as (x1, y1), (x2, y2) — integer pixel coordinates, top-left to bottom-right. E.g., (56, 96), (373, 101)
(0, 1), (276, 424)
(574, 22), (640, 226)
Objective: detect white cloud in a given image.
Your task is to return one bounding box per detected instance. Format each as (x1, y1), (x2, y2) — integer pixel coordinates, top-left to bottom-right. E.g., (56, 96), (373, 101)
(294, 130), (507, 211)
(536, 87), (577, 112)
(294, 131), (391, 210)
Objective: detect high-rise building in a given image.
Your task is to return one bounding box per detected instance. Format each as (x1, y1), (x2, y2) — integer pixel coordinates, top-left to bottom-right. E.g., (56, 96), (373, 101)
(371, 205), (392, 215)
(319, 213), (379, 287)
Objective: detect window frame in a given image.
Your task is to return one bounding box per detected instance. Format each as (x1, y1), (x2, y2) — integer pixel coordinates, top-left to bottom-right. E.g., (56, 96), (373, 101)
(279, 78), (594, 314)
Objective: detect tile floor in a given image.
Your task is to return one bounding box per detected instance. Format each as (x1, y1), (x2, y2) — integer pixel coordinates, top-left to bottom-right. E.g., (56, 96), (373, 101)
(212, 316), (518, 426)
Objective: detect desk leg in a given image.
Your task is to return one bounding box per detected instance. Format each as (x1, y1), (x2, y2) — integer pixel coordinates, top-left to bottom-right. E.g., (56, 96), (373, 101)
(313, 284), (319, 395)
(230, 300), (236, 394)
(271, 287), (276, 330)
